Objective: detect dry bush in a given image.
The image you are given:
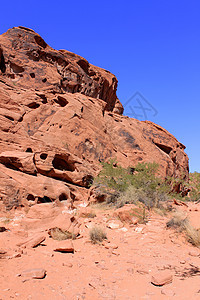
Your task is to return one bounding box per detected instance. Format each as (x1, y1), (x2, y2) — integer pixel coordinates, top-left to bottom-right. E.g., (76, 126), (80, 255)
(80, 211), (96, 218)
(166, 211), (188, 231)
(48, 227), (76, 240)
(89, 226), (107, 244)
(167, 212), (200, 247)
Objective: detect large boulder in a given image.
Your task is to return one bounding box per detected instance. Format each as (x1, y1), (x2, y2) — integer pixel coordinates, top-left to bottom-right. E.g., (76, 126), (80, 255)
(0, 27), (189, 209)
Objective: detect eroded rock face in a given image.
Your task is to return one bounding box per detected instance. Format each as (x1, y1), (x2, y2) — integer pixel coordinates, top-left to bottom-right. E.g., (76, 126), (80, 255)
(0, 26), (123, 114)
(0, 27), (189, 209)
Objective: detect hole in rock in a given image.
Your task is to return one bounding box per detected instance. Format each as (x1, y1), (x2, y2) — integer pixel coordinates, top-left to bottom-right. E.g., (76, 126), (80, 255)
(27, 102), (40, 109)
(37, 196), (52, 203)
(70, 192), (76, 201)
(59, 193), (68, 201)
(52, 155), (75, 171)
(42, 78), (47, 83)
(30, 73), (35, 78)
(27, 194), (35, 201)
(54, 96), (69, 107)
(26, 148), (33, 153)
(34, 36), (47, 49)
(40, 153), (48, 160)
(42, 98), (47, 104)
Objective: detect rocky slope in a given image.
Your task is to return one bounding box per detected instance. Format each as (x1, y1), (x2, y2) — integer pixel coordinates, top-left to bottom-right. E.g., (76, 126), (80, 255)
(0, 26), (189, 210)
(1, 201), (200, 299)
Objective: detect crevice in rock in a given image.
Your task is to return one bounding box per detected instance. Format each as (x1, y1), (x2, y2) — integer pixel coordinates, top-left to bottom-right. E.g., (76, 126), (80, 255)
(37, 196), (52, 203)
(154, 142), (172, 155)
(4, 115), (14, 121)
(0, 52), (6, 73)
(77, 59), (89, 74)
(34, 36), (47, 49)
(10, 62), (24, 74)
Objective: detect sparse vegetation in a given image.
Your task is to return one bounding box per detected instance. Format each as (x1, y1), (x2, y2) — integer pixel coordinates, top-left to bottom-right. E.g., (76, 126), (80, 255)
(167, 212), (200, 247)
(48, 227), (77, 240)
(89, 226), (107, 244)
(79, 211), (96, 218)
(188, 172), (200, 201)
(93, 160), (170, 210)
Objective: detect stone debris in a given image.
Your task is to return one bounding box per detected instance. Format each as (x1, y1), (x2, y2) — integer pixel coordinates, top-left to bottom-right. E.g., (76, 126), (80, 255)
(19, 268), (46, 279)
(53, 240), (74, 253)
(151, 270), (173, 286)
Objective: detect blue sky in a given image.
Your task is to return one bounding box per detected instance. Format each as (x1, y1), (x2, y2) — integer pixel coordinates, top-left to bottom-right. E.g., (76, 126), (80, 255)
(1, 0), (200, 172)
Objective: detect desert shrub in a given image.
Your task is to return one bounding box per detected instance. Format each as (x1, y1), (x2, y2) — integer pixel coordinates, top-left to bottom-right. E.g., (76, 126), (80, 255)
(167, 212), (200, 247)
(189, 172), (200, 201)
(48, 227), (77, 240)
(94, 159), (133, 192)
(89, 226), (107, 244)
(166, 212), (188, 231)
(93, 160), (169, 209)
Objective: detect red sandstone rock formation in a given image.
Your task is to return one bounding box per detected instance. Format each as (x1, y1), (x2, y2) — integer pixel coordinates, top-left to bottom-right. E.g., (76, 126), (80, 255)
(0, 27), (189, 209)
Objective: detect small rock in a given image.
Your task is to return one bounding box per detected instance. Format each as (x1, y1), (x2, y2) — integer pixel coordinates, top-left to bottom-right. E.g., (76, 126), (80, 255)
(131, 216), (139, 225)
(54, 240), (74, 253)
(119, 227), (128, 232)
(111, 250), (120, 256)
(17, 235), (45, 248)
(161, 288), (175, 296)
(151, 270), (173, 286)
(27, 235), (46, 248)
(135, 227), (143, 233)
(62, 262), (73, 267)
(107, 220), (123, 229)
(103, 242), (118, 250)
(8, 252), (21, 259)
(180, 260), (186, 264)
(137, 268), (149, 275)
(189, 249), (200, 257)
(127, 268), (134, 274)
(20, 268), (46, 279)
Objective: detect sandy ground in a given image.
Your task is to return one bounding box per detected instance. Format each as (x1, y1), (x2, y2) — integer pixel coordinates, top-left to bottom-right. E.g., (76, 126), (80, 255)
(0, 201), (200, 300)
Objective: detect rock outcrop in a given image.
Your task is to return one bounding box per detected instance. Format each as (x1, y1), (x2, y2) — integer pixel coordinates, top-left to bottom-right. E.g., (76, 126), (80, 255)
(0, 27), (189, 209)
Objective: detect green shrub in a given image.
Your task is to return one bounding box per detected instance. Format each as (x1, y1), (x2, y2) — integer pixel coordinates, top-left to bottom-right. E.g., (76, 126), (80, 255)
(93, 160), (169, 209)
(189, 172), (200, 201)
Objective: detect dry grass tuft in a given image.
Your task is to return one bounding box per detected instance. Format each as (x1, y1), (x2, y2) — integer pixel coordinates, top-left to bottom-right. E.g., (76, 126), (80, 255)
(167, 211), (200, 247)
(89, 226), (107, 244)
(48, 227), (76, 240)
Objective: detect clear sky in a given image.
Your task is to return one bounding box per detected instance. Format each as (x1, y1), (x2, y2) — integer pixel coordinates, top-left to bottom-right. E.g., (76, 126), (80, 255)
(1, 0), (200, 172)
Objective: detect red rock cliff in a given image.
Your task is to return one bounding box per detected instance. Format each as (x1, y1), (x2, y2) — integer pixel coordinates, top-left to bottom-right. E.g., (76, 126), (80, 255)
(0, 27), (189, 209)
